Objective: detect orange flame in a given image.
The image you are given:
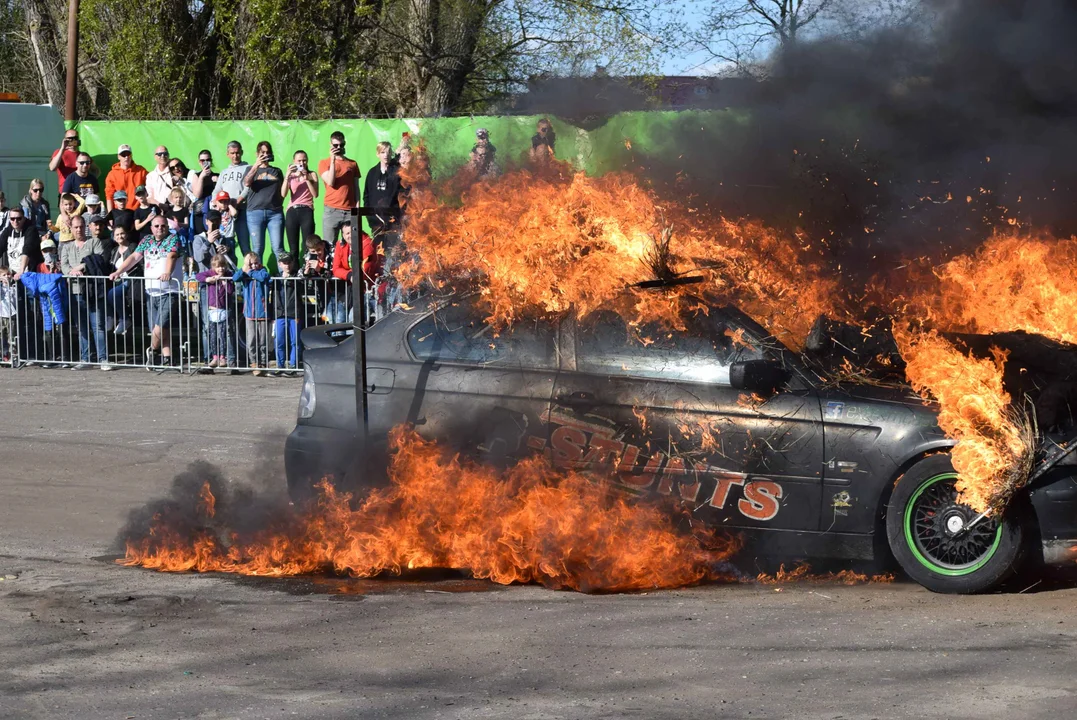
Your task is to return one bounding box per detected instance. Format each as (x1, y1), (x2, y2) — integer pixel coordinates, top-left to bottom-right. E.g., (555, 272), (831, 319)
(906, 230), (1077, 344)
(756, 564), (894, 585)
(895, 328), (1032, 514)
(397, 164), (839, 348)
(122, 429), (740, 592)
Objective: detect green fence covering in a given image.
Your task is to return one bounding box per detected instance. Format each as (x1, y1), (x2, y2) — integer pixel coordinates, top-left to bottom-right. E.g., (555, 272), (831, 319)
(74, 111), (744, 262)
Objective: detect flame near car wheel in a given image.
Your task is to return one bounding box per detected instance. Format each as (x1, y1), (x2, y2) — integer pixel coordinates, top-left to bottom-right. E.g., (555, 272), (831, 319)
(886, 454), (1031, 594)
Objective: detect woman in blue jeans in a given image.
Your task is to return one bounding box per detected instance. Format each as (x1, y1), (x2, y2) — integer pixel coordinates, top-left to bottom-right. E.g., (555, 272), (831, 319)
(243, 141), (285, 266)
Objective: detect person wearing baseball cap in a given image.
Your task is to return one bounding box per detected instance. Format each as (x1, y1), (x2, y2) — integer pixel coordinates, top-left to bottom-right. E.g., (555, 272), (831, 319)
(105, 189), (135, 237)
(210, 190), (238, 242)
(104, 144), (148, 213)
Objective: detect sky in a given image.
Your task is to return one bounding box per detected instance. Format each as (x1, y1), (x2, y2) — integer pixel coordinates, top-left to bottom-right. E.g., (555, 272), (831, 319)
(655, 1), (758, 77)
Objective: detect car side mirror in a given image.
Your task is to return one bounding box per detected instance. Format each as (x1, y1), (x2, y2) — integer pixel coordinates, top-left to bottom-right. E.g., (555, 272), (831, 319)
(729, 359), (789, 394)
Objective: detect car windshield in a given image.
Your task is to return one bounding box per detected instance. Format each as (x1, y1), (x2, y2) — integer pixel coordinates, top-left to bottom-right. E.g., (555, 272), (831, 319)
(407, 297), (558, 369)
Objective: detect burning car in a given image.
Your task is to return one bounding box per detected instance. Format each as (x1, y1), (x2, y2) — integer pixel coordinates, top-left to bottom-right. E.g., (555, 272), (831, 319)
(285, 292), (1077, 594)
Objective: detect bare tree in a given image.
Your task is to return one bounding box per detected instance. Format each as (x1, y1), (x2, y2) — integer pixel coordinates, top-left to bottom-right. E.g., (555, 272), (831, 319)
(22, 0), (64, 106)
(688, 0), (931, 76)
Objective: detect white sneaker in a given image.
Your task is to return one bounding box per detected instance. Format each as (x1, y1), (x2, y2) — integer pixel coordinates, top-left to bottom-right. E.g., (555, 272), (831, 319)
(100, 364), (114, 371)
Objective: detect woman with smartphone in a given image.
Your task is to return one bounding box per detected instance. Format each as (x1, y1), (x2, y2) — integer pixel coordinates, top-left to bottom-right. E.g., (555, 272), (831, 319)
(243, 141), (285, 265)
(282, 150), (319, 259)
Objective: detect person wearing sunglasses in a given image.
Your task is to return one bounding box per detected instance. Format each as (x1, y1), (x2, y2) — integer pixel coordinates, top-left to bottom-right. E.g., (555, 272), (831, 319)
(48, 129), (82, 190)
(20, 179), (51, 235)
(105, 144), (148, 213)
(189, 150), (218, 235)
(60, 151), (100, 199)
(145, 145), (177, 208)
(0, 206), (44, 362)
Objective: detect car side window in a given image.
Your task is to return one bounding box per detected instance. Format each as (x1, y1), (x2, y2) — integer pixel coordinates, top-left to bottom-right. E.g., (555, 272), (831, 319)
(407, 300), (558, 369)
(576, 310), (765, 385)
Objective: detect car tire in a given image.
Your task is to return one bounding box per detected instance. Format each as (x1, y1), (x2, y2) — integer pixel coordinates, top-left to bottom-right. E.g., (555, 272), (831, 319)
(885, 454), (1029, 594)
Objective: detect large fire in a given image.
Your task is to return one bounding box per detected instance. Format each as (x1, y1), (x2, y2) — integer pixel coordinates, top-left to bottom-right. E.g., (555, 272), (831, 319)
(121, 428), (739, 592)
(398, 161), (839, 348)
(122, 147), (1077, 589)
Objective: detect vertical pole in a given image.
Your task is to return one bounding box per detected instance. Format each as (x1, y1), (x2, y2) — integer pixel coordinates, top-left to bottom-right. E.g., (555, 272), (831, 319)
(351, 209), (369, 444)
(64, 0), (80, 123)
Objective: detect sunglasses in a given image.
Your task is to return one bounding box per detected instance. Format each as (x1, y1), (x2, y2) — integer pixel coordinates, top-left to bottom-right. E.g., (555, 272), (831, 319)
(119, 152), (132, 157)
(77, 160), (90, 166)
(155, 151), (169, 157)
(169, 164), (181, 170)
(65, 136), (79, 142)
(332, 144), (344, 149)
(8, 216), (23, 222)
(30, 188), (43, 193)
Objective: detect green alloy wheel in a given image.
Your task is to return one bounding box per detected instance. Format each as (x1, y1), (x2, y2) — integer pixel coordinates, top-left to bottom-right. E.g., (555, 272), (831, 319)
(886, 454), (1028, 594)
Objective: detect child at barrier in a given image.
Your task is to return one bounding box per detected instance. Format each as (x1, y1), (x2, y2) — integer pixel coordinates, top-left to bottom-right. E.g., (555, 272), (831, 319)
(0, 268), (15, 362)
(197, 254), (235, 370)
(273, 254), (300, 376)
(300, 234), (331, 324)
(233, 252), (270, 375)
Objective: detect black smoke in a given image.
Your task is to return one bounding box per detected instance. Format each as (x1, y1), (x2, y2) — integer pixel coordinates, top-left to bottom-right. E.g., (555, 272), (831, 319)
(643, 0), (1077, 282)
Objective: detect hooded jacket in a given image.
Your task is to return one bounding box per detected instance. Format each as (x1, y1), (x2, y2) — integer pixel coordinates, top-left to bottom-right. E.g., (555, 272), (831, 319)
(104, 161), (148, 209)
(0, 224), (43, 272)
(20, 272), (66, 330)
(233, 267), (270, 319)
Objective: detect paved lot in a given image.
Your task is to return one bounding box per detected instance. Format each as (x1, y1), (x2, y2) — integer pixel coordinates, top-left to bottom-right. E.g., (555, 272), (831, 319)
(1, 369), (1076, 719)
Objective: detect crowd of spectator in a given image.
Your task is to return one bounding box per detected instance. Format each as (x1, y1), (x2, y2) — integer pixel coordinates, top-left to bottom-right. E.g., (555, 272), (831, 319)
(0, 119), (557, 374)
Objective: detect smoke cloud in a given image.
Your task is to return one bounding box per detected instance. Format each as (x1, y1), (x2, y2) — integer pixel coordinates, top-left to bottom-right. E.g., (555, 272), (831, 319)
(643, 0), (1077, 280)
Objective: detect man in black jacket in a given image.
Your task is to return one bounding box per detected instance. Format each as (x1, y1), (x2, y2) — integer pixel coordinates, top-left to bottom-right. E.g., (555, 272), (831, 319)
(0, 206), (43, 362)
(363, 141), (402, 242)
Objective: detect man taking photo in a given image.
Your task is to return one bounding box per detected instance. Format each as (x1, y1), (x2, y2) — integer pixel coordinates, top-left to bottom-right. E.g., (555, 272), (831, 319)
(318, 131), (360, 244)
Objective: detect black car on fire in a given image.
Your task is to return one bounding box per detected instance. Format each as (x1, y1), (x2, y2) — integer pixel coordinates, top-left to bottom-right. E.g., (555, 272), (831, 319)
(285, 293), (1077, 594)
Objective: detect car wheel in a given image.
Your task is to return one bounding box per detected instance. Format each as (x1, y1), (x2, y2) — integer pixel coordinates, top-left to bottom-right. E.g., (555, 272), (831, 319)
(886, 454), (1029, 594)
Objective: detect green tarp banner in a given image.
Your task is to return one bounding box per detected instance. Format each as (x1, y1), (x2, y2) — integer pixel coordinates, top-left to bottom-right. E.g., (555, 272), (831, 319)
(74, 111), (747, 261)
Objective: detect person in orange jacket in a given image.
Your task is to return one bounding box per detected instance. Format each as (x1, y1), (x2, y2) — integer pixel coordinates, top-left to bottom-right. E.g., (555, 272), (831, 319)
(104, 144), (148, 212)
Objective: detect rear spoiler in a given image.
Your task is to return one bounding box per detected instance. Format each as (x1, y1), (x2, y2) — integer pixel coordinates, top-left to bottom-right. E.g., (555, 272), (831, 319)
(300, 323), (354, 350)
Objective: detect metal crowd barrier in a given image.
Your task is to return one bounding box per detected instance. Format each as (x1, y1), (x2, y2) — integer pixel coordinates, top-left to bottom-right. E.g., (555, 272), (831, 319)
(1, 273), (385, 375)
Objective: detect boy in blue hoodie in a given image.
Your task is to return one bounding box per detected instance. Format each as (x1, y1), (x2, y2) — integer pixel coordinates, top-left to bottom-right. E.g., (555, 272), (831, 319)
(233, 252), (270, 375)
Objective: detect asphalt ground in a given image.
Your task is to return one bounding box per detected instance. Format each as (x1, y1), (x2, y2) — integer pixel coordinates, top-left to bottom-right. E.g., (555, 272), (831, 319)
(1, 368), (1076, 719)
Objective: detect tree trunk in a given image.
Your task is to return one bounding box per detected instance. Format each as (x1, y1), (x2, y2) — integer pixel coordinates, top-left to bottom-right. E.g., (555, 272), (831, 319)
(401, 0), (486, 116)
(24, 0), (65, 107)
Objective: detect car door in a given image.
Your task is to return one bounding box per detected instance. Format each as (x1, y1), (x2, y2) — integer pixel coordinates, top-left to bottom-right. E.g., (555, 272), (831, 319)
(548, 307), (824, 532)
(394, 296), (559, 463)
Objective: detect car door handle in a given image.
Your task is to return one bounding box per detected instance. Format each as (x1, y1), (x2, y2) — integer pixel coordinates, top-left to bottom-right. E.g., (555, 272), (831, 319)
(555, 391), (598, 409)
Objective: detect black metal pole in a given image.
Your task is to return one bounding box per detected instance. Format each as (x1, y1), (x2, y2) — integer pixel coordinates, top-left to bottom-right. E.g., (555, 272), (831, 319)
(351, 208), (369, 445)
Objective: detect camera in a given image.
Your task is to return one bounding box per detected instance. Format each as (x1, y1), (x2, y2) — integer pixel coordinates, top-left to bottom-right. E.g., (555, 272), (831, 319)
(263, 152), (274, 163)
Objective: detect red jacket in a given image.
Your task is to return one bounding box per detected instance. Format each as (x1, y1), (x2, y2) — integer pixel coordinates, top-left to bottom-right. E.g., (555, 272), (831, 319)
(331, 233), (379, 282)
